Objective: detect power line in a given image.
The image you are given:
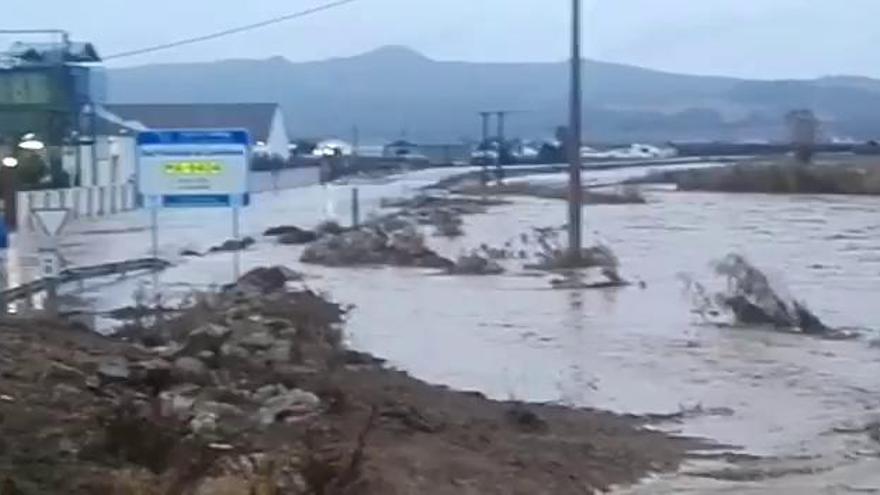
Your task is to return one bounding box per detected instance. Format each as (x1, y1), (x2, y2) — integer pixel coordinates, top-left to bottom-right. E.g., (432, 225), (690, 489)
(103, 0), (359, 61)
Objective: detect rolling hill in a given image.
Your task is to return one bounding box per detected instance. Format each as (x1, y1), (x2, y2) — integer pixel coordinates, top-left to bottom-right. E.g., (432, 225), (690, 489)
(108, 46), (880, 143)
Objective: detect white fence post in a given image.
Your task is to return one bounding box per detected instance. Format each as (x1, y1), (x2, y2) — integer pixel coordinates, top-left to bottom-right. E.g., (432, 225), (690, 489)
(17, 185), (138, 227)
(97, 187), (105, 216)
(17, 191), (29, 231)
(72, 189), (80, 219)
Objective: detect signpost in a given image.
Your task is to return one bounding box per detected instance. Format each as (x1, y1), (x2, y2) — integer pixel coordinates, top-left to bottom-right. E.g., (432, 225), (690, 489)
(31, 207), (71, 314)
(0, 217), (8, 312)
(137, 129), (251, 282)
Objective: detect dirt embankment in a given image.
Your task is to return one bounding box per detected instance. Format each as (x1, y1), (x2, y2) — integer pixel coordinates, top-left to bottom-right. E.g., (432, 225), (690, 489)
(0, 267), (704, 495)
(452, 181), (647, 205)
(633, 159), (880, 195)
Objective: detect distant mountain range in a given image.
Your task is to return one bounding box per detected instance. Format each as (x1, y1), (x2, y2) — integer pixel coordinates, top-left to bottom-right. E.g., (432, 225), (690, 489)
(108, 45), (880, 143)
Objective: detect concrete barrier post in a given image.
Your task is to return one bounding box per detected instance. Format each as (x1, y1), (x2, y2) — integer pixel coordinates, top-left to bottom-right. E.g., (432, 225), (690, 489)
(351, 187), (360, 228)
(72, 189), (80, 219)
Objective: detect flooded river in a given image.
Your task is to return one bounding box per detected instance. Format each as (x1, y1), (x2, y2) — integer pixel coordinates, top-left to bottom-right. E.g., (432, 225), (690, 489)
(11, 166), (880, 492)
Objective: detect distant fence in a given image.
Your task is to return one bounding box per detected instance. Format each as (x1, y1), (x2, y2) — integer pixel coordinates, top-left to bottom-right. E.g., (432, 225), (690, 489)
(17, 183), (138, 231)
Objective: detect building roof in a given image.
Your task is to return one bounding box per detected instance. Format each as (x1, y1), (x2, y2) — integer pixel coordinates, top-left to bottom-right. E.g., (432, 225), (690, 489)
(92, 106), (146, 136)
(7, 41), (101, 64)
(106, 103), (279, 142)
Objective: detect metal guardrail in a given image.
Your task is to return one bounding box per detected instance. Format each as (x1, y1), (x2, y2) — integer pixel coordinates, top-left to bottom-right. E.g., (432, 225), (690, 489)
(0, 257), (170, 303)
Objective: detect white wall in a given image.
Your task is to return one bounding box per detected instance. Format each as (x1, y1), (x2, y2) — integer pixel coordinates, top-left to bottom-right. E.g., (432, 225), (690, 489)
(17, 183), (138, 231)
(61, 135), (136, 187)
(110, 135), (137, 184)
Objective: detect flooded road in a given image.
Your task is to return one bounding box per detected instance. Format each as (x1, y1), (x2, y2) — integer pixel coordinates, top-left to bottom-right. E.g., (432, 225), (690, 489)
(12, 167), (880, 492)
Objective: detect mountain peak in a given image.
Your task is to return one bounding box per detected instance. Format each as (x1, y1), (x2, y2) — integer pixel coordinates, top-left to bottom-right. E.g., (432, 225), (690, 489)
(358, 45), (430, 62)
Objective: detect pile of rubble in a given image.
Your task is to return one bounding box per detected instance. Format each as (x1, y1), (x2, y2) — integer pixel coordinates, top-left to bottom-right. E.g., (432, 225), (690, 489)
(0, 270), (361, 494)
(511, 227), (629, 287)
(208, 237), (256, 253)
(379, 194), (506, 238)
(264, 225), (319, 245)
(449, 251), (505, 275)
(300, 225), (454, 270)
(0, 265), (704, 494)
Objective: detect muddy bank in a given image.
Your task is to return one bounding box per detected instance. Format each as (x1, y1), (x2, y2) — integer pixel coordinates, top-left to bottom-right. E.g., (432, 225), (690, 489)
(424, 167), (563, 192)
(0, 268), (705, 495)
(632, 159), (880, 195)
(453, 181), (647, 205)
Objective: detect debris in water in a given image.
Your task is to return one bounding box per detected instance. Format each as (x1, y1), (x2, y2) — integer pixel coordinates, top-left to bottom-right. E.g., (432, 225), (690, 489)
(715, 254), (829, 334)
(230, 266), (305, 294)
(208, 236), (256, 253)
(264, 225), (319, 245)
(315, 220), (345, 236)
(300, 225), (453, 269)
(550, 269), (629, 290)
(526, 227), (622, 272)
(683, 254), (838, 335)
(430, 209), (465, 238)
(449, 252), (505, 275)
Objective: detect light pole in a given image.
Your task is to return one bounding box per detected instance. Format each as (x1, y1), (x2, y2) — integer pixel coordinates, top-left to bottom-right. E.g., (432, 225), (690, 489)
(567, 0), (584, 263)
(1, 152), (20, 231)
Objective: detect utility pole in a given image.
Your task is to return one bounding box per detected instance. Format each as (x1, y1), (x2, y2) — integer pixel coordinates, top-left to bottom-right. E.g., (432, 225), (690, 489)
(478, 112), (492, 186)
(567, 0), (584, 263)
(495, 111), (507, 183)
(496, 111), (506, 142)
(351, 124), (360, 171)
(0, 137), (19, 231)
(351, 125), (360, 156)
(479, 112), (492, 145)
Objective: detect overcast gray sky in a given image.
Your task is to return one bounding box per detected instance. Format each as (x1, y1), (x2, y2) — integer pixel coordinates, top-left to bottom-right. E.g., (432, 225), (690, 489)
(7, 0), (880, 79)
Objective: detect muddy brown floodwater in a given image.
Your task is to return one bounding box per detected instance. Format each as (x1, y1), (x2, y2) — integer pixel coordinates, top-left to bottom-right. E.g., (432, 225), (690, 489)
(315, 188), (880, 493)
(15, 168), (880, 493)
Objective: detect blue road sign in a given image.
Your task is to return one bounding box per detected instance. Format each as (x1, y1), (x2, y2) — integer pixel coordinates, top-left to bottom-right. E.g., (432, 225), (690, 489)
(161, 193), (251, 208)
(137, 129), (251, 146)
(137, 128), (251, 208)
(0, 218), (8, 249)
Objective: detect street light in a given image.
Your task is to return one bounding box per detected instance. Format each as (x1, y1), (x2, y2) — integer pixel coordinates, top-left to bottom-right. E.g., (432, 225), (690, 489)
(18, 133), (45, 151)
(0, 131), (41, 231)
